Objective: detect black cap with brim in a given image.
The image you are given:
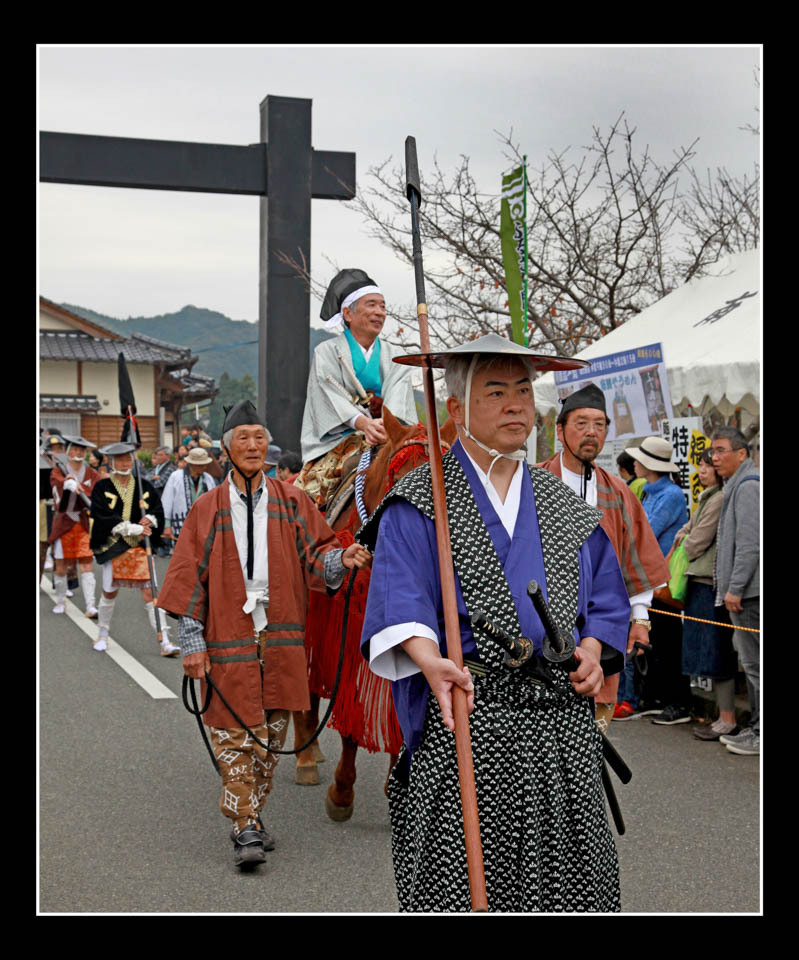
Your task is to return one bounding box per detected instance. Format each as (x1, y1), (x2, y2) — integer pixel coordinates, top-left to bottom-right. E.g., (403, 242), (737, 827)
(99, 442), (137, 457)
(62, 434), (93, 449)
(392, 332), (591, 374)
(556, 382), (607, 423)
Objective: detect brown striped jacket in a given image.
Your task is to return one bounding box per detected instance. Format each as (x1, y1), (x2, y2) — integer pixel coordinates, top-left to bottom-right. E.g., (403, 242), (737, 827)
(537, 455), (669, 597)
(157, 476), (340, 727)
(537, 456), (670, 706)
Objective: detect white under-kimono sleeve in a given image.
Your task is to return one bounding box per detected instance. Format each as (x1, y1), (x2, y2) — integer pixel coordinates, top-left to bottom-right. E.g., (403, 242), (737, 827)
(368, 622), (439, 680)
(361, 499), (444, 680)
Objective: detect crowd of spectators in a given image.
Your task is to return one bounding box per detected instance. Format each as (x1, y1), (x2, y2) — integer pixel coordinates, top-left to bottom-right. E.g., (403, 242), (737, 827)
(613, 428), (760, 756)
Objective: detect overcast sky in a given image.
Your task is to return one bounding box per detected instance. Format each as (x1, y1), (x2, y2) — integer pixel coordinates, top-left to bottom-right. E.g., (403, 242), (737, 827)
(38, 44), (761, 336)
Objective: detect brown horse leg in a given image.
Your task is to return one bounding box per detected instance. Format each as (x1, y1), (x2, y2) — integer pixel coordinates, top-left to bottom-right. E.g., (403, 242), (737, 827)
(306, 693), (324, 761)
(325, 735), (358, 821)
(384, 753), (399, 797)
(293, 693), (321, 786)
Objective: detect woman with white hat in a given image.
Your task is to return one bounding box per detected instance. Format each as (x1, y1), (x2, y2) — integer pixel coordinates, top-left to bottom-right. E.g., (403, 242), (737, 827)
(626, 436), (688, 556)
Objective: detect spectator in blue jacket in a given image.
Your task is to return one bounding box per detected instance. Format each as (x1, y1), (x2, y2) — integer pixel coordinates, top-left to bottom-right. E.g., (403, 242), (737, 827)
(628, 437), (689, 554)
(626, 437), (692, 725)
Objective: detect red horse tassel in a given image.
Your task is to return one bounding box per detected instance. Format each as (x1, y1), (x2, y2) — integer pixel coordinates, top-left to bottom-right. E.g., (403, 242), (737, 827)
(305, 527), (403, 755)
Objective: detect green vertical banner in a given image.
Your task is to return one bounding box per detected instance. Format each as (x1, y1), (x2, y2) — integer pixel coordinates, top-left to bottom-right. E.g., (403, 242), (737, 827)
(500, 162), (528, 345)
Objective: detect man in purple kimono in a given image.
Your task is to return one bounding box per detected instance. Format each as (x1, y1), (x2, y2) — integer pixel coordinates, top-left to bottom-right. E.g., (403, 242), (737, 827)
(358, 335), (630, 913)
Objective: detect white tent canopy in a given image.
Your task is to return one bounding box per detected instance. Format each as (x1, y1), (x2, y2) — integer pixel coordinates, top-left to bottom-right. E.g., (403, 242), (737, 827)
(533, 249), (761, 415)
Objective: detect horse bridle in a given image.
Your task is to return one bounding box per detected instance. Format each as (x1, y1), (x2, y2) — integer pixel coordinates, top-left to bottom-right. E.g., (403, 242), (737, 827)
(385, 431), (451, 492)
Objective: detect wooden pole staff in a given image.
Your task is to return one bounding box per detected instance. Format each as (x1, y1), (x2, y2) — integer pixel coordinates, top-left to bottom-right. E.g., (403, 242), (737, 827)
(404, 135), (488, 913)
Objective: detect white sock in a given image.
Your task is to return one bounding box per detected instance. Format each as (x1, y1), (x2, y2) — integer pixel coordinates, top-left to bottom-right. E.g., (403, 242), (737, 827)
(54, 574), (68, 604)
(80, 571), (97, 608)
(97, 595), (116, 637)
(145, 601), (169, 641)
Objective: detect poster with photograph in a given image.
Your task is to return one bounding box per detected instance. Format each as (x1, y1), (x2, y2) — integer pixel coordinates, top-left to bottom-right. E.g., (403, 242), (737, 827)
(553, 342), (673, 442)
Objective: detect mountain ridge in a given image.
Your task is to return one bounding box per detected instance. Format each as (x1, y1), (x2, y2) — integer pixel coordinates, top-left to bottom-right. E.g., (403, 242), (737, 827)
(59, 302), (334, 383)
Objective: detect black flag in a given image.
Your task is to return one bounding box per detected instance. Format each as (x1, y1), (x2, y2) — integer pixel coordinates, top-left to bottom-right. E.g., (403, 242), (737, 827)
(117, 352), (141, 447)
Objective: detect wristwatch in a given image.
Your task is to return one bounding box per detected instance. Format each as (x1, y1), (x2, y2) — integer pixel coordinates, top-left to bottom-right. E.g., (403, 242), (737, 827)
(630, 618), (651, 632)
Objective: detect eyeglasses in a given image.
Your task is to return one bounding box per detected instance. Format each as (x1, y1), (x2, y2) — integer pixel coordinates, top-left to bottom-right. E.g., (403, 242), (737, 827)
(569, 419), (608, 434)
(709, 447), (736, 457)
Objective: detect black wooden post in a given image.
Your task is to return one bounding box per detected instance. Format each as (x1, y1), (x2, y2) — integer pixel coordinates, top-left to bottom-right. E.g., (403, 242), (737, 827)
(259, 96), (311, 449)
(39, 95), (356, 450)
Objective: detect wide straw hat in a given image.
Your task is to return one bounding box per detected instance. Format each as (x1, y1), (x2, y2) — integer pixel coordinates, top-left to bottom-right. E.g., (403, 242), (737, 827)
(392, 332), (590, 374)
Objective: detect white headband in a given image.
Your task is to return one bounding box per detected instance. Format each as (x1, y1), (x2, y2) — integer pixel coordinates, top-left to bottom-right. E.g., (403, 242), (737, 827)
(323, 285), (383, 331)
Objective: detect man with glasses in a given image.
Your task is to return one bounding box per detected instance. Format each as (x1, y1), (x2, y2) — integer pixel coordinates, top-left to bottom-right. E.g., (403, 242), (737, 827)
(538, 384), (669, 731)
(710, 427), (760, 756)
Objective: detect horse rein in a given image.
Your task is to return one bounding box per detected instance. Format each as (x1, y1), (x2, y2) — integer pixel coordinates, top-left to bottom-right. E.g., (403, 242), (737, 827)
(182, 566), (358, 772)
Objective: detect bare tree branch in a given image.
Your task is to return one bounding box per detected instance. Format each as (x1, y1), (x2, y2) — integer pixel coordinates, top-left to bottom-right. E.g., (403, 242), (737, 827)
(281, 107), (760, 360)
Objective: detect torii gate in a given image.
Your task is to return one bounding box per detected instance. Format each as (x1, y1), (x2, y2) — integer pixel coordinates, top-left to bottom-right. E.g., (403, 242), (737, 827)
(39, 95), (356, 450)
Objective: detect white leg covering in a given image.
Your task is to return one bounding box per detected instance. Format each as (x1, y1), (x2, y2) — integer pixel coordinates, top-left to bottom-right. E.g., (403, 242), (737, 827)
(97, 595), (116, 637)
(80, 570), (97, 612)
(53, 574), (68, 608)
(147, 601), (180, 655)
(145, 600), (164, 636)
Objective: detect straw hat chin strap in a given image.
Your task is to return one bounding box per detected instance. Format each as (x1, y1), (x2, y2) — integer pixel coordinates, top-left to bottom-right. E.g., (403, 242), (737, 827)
(460, 354), (528, 485)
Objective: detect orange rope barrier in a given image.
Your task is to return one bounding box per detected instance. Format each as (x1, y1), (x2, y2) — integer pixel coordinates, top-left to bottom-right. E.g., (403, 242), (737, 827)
(647, 607), (760, 634)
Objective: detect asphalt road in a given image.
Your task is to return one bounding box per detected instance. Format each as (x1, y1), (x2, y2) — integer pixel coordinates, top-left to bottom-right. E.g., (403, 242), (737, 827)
(39, 560), (760, 915)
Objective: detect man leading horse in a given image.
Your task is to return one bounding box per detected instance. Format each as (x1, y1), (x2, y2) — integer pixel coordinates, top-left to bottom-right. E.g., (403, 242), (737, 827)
(157, 400), (370, 870)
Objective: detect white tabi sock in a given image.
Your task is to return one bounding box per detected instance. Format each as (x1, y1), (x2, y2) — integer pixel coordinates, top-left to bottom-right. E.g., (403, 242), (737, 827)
(97, 595), (116, 637)
(145, 601), (170, 641)
(53, 574), (68, 605)
(80, 571), (97, 608)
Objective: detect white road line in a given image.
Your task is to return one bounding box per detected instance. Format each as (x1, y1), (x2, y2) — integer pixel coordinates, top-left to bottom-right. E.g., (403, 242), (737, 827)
(40, 581), (177, 700)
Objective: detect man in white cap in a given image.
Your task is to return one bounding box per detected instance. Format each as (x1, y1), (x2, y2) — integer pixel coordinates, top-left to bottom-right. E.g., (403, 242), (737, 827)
(89, 442), (179, 656)
(48, 435), (100, 617)
(296, 268), (417, 508)
(161, 446), (217, 545)
(626, 436), (691, 725)
(358, 334), (630, 912)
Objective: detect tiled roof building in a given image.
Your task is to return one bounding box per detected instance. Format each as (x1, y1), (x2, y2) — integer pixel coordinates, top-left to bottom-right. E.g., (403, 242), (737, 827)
(39, 298), (217, 449)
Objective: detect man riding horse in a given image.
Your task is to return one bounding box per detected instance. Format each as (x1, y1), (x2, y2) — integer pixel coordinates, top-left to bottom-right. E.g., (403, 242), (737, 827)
(295, 268), (418, 509)
(292, 267), (419, 806)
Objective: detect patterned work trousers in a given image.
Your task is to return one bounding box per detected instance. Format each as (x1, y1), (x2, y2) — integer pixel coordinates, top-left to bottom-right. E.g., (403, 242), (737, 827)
(209, 710), (290, 834)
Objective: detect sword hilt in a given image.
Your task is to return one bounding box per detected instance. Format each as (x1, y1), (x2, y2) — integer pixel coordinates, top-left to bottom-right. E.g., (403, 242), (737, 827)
(470, 610), (534, 668)
(526, 580), (577, 668)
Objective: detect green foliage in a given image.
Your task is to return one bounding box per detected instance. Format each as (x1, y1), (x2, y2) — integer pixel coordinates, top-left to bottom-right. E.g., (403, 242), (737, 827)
(137, 449), (153, 469)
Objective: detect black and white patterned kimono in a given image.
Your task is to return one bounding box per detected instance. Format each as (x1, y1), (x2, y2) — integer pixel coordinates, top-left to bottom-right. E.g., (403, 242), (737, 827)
(358, 441), (630, 913)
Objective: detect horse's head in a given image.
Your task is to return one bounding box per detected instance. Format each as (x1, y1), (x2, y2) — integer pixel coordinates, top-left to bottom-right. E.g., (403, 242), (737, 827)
(361, 406), (458, 517)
